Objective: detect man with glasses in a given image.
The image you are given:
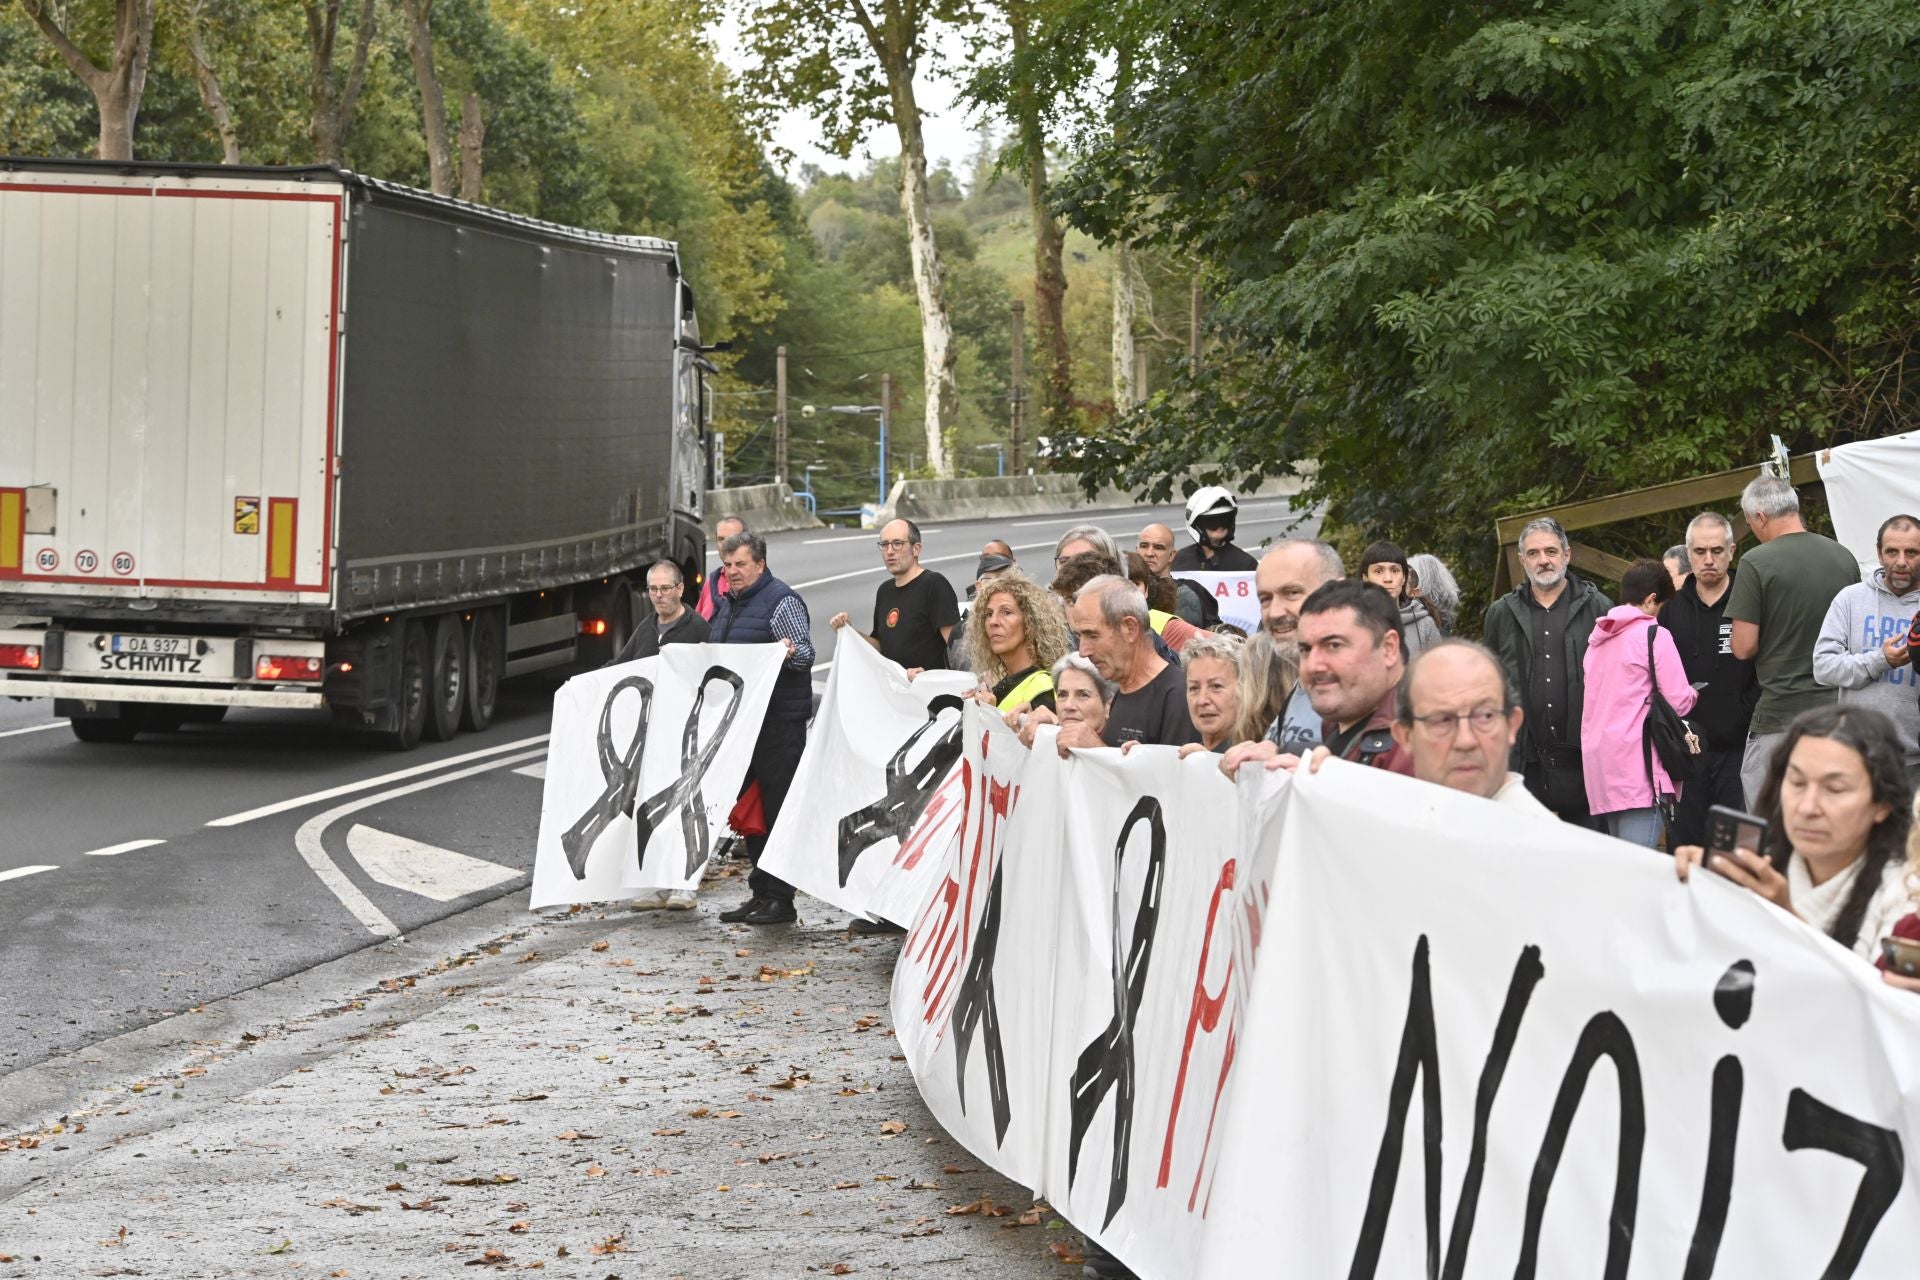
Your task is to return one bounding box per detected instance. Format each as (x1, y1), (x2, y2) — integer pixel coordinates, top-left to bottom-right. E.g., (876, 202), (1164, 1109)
(1392, 640), (1551, 812)
(609, 560), (710, 665)
(829, 517), (960, 672)
(1658, 511), (1757, 842)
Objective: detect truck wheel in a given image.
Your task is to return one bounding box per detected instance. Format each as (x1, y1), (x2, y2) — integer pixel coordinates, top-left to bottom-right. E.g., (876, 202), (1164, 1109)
(382, 621), (430, 751)
(70, 704), (146, 743)
(461, 609), (502, 733)
(424, 613), (465, 743)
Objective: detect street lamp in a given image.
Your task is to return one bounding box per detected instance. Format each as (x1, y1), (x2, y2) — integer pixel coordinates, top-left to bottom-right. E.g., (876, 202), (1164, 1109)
(804, 400), (890, 508)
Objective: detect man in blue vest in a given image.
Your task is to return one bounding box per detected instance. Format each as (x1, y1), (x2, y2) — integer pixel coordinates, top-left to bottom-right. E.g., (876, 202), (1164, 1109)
(712, 530), (814, 925)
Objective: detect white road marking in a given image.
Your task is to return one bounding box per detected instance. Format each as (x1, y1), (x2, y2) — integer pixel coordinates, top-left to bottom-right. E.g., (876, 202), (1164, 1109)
(84, 838), (166, 857)
(1010, 502), (1294, 529)
(207, 733), (551, 827)
(0, 865), (57, 883)
(293, 746), (548, 938)
(345, 824), (522, 902)
(0, 720), (68, 739)
(513, 760), (546, 780)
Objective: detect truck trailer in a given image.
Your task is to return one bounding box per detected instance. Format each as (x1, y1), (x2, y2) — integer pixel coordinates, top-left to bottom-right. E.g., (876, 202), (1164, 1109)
(0, 159), (715, 747)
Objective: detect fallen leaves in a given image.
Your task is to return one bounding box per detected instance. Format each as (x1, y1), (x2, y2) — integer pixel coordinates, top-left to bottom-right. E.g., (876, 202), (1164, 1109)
(590, 941), (610, 952)
(878, 1120), (908, 1136)
(442, 1173), (519, 1187)
(400, 1196), (449, 1212)
(317, 1197), (382, 1214)
(509, 1093), (548, 1102)
(464, 1247), (511, 1267)
(99, 1225), (129, 1248)
(769, 1071), (811, 1090)
(652, 1127), (686, 1137)
(830, 1265), (856, 1275)
(1049, 1241), (1086, 1265)
(832, 1180), (862, 1191)
(583, 1164), (607, 1178)
(508, 1220), (532, 1235)
(588, 1234), (628, 1256)
(553, 1131), (600, 1142)
(945, 1197), (1013, 1218)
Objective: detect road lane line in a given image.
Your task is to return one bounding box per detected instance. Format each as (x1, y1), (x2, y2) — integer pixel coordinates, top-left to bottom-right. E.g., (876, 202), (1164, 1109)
(0, 720), (68, 739)
(207, 733), (551, 827)
(294, 746), (548, 938)
(0, 866), (57, 883)
(345, 824), (521, 902)
(84, 839), (166, 857)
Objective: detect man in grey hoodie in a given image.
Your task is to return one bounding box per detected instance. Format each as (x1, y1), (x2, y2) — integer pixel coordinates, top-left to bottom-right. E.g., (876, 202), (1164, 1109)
(1813, 513), (1920, 783)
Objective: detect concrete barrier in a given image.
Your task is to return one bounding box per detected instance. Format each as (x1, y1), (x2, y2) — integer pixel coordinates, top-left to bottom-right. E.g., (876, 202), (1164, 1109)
(704, 483), (822, 534)
(880, 470), (1309, 524)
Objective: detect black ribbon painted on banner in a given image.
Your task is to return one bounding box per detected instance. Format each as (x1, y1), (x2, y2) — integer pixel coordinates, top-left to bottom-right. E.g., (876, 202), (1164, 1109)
(634, 665), (746, 879)
(1066, 795), (1167, 1230)
(951, 854), (1011, 1144)
(835, 693), (966, 887)
(562, 675), (655, 879)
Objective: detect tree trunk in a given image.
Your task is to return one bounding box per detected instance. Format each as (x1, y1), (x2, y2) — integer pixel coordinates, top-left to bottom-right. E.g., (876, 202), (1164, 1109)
(1112, 240), (1137, 408)
(400, 0), (454, 195)
(185, 3), (241, 164)
(1008, 0), (1072, 433)
(306, 0), (378, 165)
(19, 0), (156, 162)
(885, 63), (956, 478)
(458, 93), (486, 201)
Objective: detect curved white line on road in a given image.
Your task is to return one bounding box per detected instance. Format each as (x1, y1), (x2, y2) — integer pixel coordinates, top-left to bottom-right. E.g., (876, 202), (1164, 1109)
(210, 733), (550, 827)
(294, 746), (548, 938)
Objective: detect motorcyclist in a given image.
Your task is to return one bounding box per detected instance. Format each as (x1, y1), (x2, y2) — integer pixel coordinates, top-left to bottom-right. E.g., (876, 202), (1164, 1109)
(1170, 486), (1258, 573)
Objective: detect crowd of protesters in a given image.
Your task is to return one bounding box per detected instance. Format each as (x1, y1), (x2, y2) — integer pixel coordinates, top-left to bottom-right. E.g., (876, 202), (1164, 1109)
(619, 474), (1920, 1279)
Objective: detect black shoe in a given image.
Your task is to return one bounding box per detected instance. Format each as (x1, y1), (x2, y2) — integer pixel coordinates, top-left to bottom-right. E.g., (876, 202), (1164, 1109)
(1080, 1240), (1137, 1279)
(848, 916), (906, 937)
(719, 896), (767, 923)
(738, 897), (798, 925)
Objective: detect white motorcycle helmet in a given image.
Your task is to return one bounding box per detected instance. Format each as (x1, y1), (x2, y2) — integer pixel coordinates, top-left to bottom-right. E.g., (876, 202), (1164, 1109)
(1184, 486), (1239, 544)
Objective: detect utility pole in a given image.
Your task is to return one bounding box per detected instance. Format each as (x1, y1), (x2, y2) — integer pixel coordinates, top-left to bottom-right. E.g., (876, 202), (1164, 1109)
(1188, 279), (1201, 371)
(878, 371), (892, 509)
(774, 345), (789, 486)
(1009, 301), (1026, 473)
(1134, 347), (1149, 405)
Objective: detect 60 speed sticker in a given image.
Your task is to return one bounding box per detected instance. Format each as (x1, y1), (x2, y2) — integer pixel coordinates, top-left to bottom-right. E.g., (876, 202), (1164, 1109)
(33, 548), (58, 572)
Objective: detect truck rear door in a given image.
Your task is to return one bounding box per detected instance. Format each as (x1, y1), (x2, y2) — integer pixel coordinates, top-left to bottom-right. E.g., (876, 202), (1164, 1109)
(0, 169), (341, 611)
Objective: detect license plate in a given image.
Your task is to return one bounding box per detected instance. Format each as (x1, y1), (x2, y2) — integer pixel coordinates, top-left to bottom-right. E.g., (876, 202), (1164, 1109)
(111, 634), (187, 655)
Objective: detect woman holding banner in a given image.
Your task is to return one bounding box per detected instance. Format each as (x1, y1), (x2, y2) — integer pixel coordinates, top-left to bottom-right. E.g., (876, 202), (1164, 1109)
(1675, 704), (1915, 961)
(1177, 631), (1244, 756)
(1039, 653), (1115, 743)
(966, 572), (1069, 715)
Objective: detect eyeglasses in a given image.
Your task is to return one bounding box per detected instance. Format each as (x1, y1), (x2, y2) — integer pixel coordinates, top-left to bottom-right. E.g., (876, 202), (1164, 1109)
(877, 540), (913, 551)
(1411, 707), (1507, 738)
(646, 583), (681, 594)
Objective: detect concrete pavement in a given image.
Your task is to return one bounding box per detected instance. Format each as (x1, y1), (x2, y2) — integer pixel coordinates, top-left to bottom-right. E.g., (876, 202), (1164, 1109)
(0, 868), (1067, 1277)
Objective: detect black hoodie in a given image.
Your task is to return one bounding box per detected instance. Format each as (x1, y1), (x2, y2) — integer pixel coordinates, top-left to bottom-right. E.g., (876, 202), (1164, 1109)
(1657, 570), (1759, 751)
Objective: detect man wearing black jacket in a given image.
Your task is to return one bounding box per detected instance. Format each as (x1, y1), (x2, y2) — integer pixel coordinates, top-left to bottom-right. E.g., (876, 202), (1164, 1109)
(608, 561), (710, 665)
(1658, 512), (1758, 844)
(1482, 517), (1608, 826)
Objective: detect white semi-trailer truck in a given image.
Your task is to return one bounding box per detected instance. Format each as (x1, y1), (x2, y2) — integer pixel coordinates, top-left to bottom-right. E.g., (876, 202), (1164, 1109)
(0, 159), (717, 747)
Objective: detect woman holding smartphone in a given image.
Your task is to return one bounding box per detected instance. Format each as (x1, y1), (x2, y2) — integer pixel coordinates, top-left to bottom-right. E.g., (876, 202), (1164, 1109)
(1878, 794), (1920, 992)
(1674, 704), (1915, 961)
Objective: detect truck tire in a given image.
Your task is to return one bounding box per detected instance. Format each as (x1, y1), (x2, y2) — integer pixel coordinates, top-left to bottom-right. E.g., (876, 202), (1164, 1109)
(424, 613), (465, 743)
(382, 621), (430, 751)
(70, 704), (146, 743)
(461, 609), (503, 733)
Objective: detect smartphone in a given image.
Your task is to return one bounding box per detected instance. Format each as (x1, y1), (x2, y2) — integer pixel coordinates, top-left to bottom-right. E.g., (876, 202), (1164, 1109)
(1909, 614), (1920, 649)
(1705, 804), (1768, 862)
(1881, 935), (1920, 978)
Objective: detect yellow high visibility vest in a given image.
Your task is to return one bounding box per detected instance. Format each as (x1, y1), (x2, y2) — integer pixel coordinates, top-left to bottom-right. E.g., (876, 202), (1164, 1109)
(1000, 669), (1054, 710)
(1149, 608), (1174, 635)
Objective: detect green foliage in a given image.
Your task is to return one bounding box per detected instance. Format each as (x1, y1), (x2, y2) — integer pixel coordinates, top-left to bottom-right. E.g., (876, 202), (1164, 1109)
(1057, 0), (1920, 607)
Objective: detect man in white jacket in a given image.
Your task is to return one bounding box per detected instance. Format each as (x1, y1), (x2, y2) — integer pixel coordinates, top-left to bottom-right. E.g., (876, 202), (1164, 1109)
(1813, 513), (1920, 784)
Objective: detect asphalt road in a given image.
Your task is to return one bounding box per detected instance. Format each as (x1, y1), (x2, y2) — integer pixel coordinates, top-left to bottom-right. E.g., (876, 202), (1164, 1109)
(0, 496), (1311, 1075)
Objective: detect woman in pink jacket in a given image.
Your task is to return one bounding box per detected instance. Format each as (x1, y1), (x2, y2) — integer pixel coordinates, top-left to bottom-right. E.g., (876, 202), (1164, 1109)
(1582, 558), (1699, 848)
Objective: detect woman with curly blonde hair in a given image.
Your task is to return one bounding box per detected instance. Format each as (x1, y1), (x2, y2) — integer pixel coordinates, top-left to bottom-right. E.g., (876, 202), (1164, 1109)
(964, 571), (1070, 714)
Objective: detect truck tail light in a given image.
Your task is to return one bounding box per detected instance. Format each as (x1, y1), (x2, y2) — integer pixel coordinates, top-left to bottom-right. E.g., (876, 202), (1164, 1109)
(257, 654), (323, 682)
(579, 617), (608, 637)
(0, 643), (41, 670)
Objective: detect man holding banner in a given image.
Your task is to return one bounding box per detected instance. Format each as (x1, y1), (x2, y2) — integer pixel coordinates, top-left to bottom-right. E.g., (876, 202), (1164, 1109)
(712, 531), (815, 925)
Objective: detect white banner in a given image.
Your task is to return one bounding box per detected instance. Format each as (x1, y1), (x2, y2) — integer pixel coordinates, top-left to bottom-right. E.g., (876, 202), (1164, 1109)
(1178, 571), (1258, 633)
(756, 631), (976, 923)
(891, 705), (1920, 1278)
(1818, 432), (1920, 572)
(529, 642), (783, 908)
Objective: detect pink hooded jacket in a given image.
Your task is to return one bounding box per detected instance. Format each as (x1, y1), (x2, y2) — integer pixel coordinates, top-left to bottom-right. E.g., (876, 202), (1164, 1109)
(1580, 606), (1698, 814)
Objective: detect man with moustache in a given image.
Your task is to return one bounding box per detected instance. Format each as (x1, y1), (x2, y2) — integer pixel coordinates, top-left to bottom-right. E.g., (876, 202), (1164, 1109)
(1393, 641), (1552, 813)
(1814, 512), (1920, 786)
(1659, 511), (1759, 844)
(1482, 517), (1608, 825)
